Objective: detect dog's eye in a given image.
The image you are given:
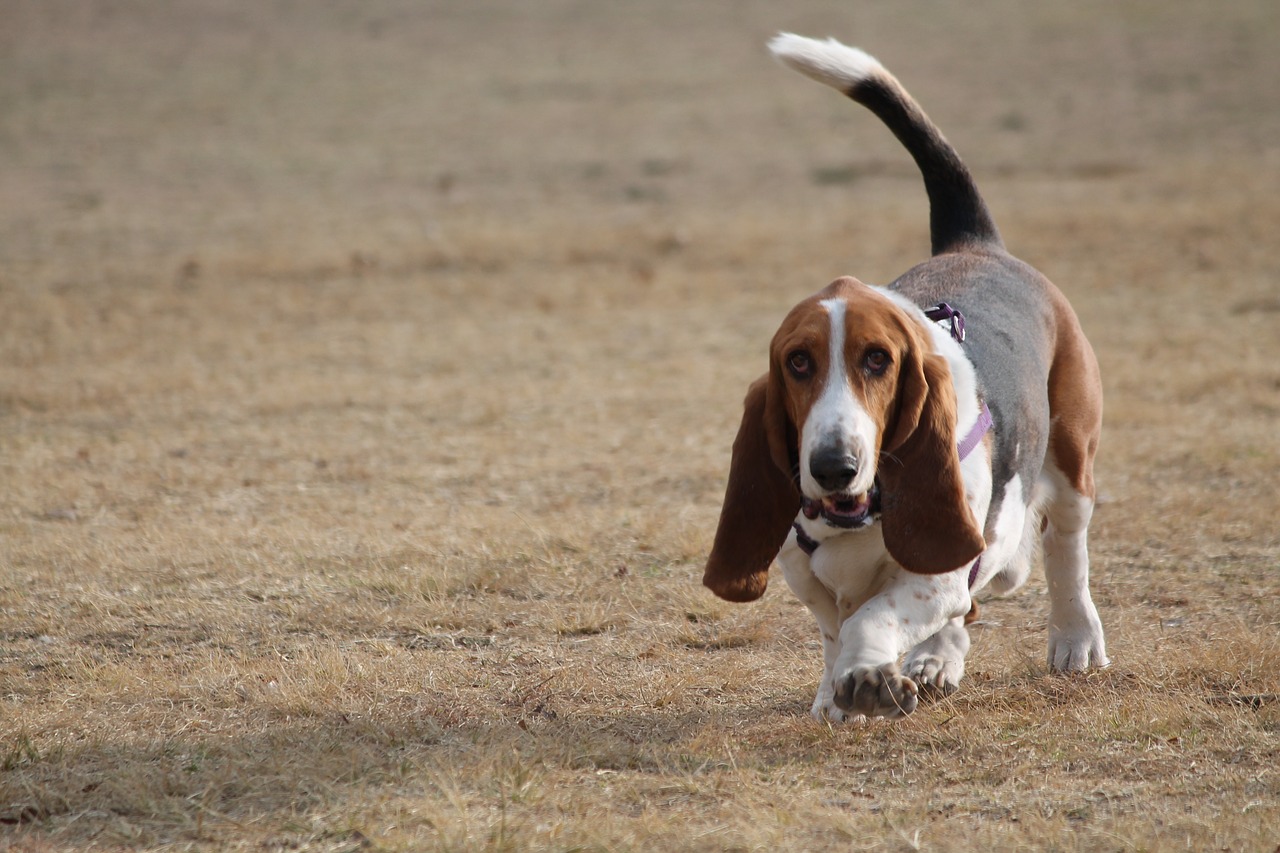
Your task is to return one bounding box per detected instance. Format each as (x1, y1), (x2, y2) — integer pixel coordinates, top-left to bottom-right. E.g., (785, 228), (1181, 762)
(787, 351), (813, 378)
(864, 349), (891, 375)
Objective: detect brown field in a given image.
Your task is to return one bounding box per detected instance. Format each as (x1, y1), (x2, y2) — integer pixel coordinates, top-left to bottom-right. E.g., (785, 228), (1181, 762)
(2, 1), (1278, 850)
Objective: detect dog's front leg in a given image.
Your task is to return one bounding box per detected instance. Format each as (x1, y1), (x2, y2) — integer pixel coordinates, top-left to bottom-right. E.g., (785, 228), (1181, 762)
(777, 541), (855, 722)
(830, 568), (969, 718)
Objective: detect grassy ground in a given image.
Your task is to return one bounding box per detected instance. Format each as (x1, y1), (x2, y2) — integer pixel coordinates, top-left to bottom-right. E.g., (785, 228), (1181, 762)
(2, 1), (1278, 850)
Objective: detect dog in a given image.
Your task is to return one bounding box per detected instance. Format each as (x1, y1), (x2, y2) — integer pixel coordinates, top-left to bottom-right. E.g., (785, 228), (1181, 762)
(702, 34), (1108, 722)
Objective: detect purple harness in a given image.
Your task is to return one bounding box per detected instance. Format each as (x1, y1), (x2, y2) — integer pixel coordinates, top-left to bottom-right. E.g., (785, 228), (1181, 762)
(793, 302), (991, 589)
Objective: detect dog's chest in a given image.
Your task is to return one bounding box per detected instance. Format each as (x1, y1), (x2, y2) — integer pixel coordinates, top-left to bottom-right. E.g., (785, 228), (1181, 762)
(807, 527), (893, 605)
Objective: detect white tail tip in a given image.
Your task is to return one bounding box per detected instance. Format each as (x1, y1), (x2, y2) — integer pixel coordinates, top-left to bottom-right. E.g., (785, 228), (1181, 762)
(767, 33), (886, 93)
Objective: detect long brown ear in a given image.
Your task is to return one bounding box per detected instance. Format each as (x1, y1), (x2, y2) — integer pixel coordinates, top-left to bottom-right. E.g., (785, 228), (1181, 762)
(878, 352), (985, 574)
(703, 375), (800, 602)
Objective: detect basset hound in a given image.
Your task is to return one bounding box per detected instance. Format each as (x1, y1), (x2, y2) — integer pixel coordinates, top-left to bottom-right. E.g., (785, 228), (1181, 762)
(703, 34), (1109, 722)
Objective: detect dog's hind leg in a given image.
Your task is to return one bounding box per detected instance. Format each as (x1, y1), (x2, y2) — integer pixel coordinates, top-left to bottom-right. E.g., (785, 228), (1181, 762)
(1042, 295), (1107, 671)
(1042, 464), (1108, 671)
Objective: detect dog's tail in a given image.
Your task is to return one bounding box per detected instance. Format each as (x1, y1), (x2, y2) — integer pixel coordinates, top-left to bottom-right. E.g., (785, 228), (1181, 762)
(769, 33), (1003, 256)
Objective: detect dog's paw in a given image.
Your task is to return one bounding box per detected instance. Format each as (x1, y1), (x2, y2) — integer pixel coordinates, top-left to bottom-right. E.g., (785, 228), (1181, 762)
(1048, 606), (1109, 672)
(810, 687), (868, 724)
(904, 620), (969, 700)
(1048, 620), (1109, 672)
(904, 654), (963, 701)
(832, 662), (919, 718)
(811, 701), (867, 725)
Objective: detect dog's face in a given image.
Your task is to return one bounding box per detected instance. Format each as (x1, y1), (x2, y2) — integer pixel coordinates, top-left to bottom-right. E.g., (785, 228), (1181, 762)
(703, 276), (985, 602)
(770, 277), (918, 527)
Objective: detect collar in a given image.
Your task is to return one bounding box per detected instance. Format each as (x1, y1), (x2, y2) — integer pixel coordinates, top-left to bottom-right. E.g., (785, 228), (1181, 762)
(792, 302), (991, 589)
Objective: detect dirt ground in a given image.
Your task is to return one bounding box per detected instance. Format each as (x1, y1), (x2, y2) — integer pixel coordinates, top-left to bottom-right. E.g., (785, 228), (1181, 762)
(2, 1), (1278, 851)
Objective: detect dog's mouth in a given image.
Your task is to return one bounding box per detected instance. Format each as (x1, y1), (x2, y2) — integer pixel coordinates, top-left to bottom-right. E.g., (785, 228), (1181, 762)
(801, 488), (879, 529)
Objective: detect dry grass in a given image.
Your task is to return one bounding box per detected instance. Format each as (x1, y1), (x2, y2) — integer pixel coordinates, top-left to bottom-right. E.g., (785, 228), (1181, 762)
(2, 1), (1279, 850)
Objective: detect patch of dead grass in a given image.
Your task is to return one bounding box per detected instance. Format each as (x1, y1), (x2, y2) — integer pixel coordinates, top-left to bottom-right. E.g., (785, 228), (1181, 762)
(3, 1), (1280, 851)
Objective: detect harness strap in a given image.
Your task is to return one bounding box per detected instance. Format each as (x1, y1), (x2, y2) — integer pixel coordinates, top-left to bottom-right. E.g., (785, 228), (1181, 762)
(923, 301), (966, 342)
(968, 556), (982, 589)
(793, 523), (821, 556)
(957, 402), (993, 462)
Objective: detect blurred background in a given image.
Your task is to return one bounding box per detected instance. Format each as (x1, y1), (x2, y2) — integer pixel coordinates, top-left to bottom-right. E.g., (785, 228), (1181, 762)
(2, 2), (1277, 849)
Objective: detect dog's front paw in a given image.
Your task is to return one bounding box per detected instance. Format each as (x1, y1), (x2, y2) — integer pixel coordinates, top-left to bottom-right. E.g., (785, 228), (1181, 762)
(832, 663), (919, 718)
(811, 699), (868, 725)
(811, 679), (864, 724)
(904, 621), (969, 701)
(904, 654), (963, 701)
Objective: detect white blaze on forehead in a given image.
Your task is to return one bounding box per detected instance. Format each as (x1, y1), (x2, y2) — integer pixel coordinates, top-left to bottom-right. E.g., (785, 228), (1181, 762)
(798, 298), (878, 498)
(821, 298), (847, 377)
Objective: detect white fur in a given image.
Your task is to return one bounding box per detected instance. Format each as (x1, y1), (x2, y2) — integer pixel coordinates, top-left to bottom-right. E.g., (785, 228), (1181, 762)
(798, 299), (878, 501)
(779, 525), (971, 721)
(1040, 463), (1108, 670)
(768, 33), (887, 94)
(903, 616), (970, 696)
(778, 533), (858, 721)
(984, 472), (1044, 597)
(970, 474), (1027, 590)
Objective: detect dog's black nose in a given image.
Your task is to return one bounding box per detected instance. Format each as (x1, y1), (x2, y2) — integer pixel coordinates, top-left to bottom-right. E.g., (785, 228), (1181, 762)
(809, 447), (859, 491)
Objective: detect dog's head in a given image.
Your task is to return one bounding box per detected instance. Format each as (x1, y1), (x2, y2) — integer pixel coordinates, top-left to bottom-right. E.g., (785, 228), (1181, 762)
(703, 276), (984, 602)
